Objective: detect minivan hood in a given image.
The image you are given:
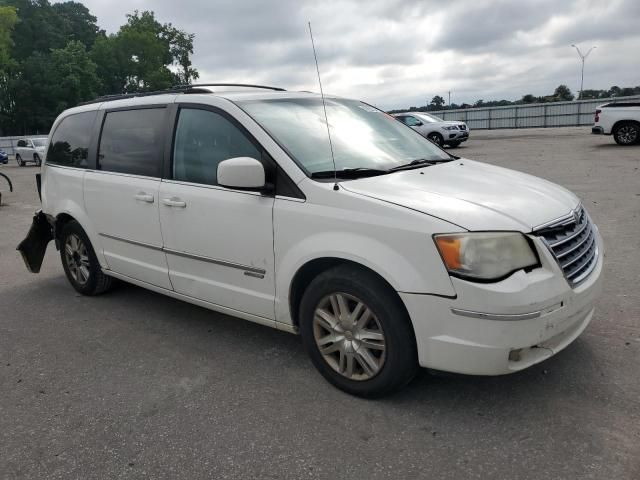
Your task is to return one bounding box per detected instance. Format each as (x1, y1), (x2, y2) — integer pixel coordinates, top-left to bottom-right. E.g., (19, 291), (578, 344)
(341, 159), (579, 231)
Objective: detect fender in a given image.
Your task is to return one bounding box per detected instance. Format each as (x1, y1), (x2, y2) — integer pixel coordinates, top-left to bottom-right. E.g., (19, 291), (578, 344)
(274, 231), (457, 325)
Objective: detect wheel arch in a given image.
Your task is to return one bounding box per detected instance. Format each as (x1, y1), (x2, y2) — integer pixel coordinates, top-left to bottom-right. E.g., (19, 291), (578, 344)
(612, 119), (640, 132)
(288, 257), (413, 331)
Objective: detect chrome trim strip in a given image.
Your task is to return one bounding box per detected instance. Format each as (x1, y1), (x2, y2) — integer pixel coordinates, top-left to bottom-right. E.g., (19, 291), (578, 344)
(561, 234), (596, 269)
(451, 308), (541, 321)
(99, 233), (266, 276)
(556, 227), (592, 259)
(99, 233), (163, 251)
(533, 204), (581, 231)
(546, 215), (589, 248)
(163, 248), (266, 275)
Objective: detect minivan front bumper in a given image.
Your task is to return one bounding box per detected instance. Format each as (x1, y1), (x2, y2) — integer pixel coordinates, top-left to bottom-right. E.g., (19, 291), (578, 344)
(400, 233), (604, 375)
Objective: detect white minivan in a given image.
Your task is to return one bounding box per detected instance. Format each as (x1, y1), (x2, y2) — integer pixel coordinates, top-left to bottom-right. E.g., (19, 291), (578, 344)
(19, 84), (603, 397)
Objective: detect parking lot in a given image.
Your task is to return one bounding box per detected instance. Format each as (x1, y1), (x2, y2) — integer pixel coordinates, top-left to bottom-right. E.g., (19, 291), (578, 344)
(1, 127), (638, 479)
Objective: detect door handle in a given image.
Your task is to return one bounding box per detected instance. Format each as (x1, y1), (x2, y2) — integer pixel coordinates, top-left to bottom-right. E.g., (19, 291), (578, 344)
(134, 192), (154, 203)
(162, 197), (187, 208)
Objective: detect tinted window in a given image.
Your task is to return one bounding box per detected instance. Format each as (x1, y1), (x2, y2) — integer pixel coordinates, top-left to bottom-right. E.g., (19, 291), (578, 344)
(173, 108), (260, 186)
(99, 108), (165, 177)
(17, 140), (26, 147)
(403, 116), (422, 127)
(47, 112), (96, 168)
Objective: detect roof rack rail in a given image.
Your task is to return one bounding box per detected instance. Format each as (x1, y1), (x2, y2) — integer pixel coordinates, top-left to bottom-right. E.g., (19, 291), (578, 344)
(173, 83), (286, 92)
(77, 83), (286, 106)
(77, 89), (183, 106)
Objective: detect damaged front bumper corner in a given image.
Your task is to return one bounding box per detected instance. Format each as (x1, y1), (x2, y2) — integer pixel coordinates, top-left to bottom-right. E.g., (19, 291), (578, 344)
(17, 210), (54, 273)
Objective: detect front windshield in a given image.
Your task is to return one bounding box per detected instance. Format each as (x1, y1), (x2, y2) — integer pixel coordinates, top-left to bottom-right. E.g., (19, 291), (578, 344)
(238, 97), (451, 175)
(415, 113), (442, 123)
(32, 139), (47, 147)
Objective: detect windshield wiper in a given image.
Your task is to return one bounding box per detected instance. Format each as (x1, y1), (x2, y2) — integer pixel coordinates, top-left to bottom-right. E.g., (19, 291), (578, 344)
(387, 158), (441, 172)
(311, 167), (389, 179)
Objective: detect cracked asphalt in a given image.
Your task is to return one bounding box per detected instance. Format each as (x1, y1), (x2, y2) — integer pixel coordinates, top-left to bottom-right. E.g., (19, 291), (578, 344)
(1, 127), (639, 479)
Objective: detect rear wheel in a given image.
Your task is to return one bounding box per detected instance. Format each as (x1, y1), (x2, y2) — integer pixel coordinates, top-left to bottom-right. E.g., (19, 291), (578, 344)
(60, 220), (115, 295)
(33, 153), (41, 166)
(299, 265), (418, 397)
(427, 132), (444, 147)
(613, 121), (639, 145)
(16, 154), (25, 167)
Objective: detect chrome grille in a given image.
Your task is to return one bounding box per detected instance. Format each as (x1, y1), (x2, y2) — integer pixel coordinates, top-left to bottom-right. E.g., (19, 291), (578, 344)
(534, 206), (598, 286)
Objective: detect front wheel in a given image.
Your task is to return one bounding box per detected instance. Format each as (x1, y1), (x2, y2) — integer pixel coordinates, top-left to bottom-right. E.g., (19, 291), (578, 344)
(427, 132), (444, 146)
(16, 154), (25, 167)
(60, 220), (115, 295)
(613, 121), (639, 145)
(34, 153), (41, 166)
(299, 265), (418, 397)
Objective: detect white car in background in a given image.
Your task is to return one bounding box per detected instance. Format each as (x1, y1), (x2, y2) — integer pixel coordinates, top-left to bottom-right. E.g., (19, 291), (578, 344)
(393, 112), (469, 147)
(15, 137), (48, 166)
(592, 102), (640, 145)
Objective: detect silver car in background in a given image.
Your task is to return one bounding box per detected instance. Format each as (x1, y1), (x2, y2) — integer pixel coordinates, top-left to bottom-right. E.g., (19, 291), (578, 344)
(15, 138), (48, 166)
(393, 112), (469, 147)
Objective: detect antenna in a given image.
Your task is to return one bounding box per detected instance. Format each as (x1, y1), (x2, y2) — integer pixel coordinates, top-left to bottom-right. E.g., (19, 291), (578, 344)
(308, 22), (339, 191)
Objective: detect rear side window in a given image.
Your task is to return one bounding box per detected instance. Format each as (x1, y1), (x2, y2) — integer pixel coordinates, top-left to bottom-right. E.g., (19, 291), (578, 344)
(172, 108), (260, 186)
(98, 108), (165, 177)
(47, 111), (96, 168)
(17, 140), (26, 147)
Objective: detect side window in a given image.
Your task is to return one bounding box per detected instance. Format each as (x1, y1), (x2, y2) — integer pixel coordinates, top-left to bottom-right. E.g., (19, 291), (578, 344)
(17, 140), (26, 147)
(98, 108), (165, 177)
(46, 111), (97, 168)
(404, 116), (421, 127)
(172, 108), (261, 186)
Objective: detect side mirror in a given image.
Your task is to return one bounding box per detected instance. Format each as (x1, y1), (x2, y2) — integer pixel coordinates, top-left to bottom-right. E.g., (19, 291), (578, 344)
(217, 157), (269, 192)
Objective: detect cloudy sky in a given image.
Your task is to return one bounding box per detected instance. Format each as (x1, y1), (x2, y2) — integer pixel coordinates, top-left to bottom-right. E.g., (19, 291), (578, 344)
(68, 0), (639, 110)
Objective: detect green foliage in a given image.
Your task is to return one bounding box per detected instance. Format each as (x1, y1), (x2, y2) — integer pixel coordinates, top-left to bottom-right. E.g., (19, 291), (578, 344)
(430, 95), (445, 109)
(0, 2), (198, 135)
(0, 5), (17, 69)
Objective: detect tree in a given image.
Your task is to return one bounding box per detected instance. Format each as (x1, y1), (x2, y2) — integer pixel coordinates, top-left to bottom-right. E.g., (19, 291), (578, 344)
(91, 10), (199, 94)
(521, 94), (536, 104)
(10, 40), (99, 132)
(52, 1), (100, 49)
(0, 5), (17, 68)
(553, 84), (574, 101)
(429, 95), (445, 109)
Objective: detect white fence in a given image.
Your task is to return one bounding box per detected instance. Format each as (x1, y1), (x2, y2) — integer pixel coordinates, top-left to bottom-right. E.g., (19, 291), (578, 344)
(430, 95), (640, 130)
(0, 135), (48, 157)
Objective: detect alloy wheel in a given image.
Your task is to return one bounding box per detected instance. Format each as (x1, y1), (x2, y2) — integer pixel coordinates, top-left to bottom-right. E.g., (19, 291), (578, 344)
(64, 234), (90, 285)
(617, 125), (638, 144)
(313, 293), (386, 381)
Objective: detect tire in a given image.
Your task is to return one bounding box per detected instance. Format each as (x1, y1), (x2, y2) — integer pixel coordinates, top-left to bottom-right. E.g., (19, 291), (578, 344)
(299, 265), (418, 398)
(34, 153), (41, 166)
(447, 141), (461, 148)
(59, 220), (115, 296)
(427, 132), (444, 147)
(613, 121), (639, 145)
(16, 154), (25, 167)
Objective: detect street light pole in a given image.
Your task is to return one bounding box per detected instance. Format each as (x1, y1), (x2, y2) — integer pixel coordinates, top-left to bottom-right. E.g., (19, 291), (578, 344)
(571, 44), (596, 100)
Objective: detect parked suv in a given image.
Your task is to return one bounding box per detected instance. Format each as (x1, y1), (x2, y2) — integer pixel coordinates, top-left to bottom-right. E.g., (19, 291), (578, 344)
(18, 85), (603, 397)
(393, 112), (469, 147)
(15, 137), (48, 166)
(592, 102), (640, 145)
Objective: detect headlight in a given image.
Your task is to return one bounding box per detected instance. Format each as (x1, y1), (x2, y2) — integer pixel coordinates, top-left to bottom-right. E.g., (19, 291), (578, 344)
(443, 125), (459, 130)
(434, 232), (538, 281)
